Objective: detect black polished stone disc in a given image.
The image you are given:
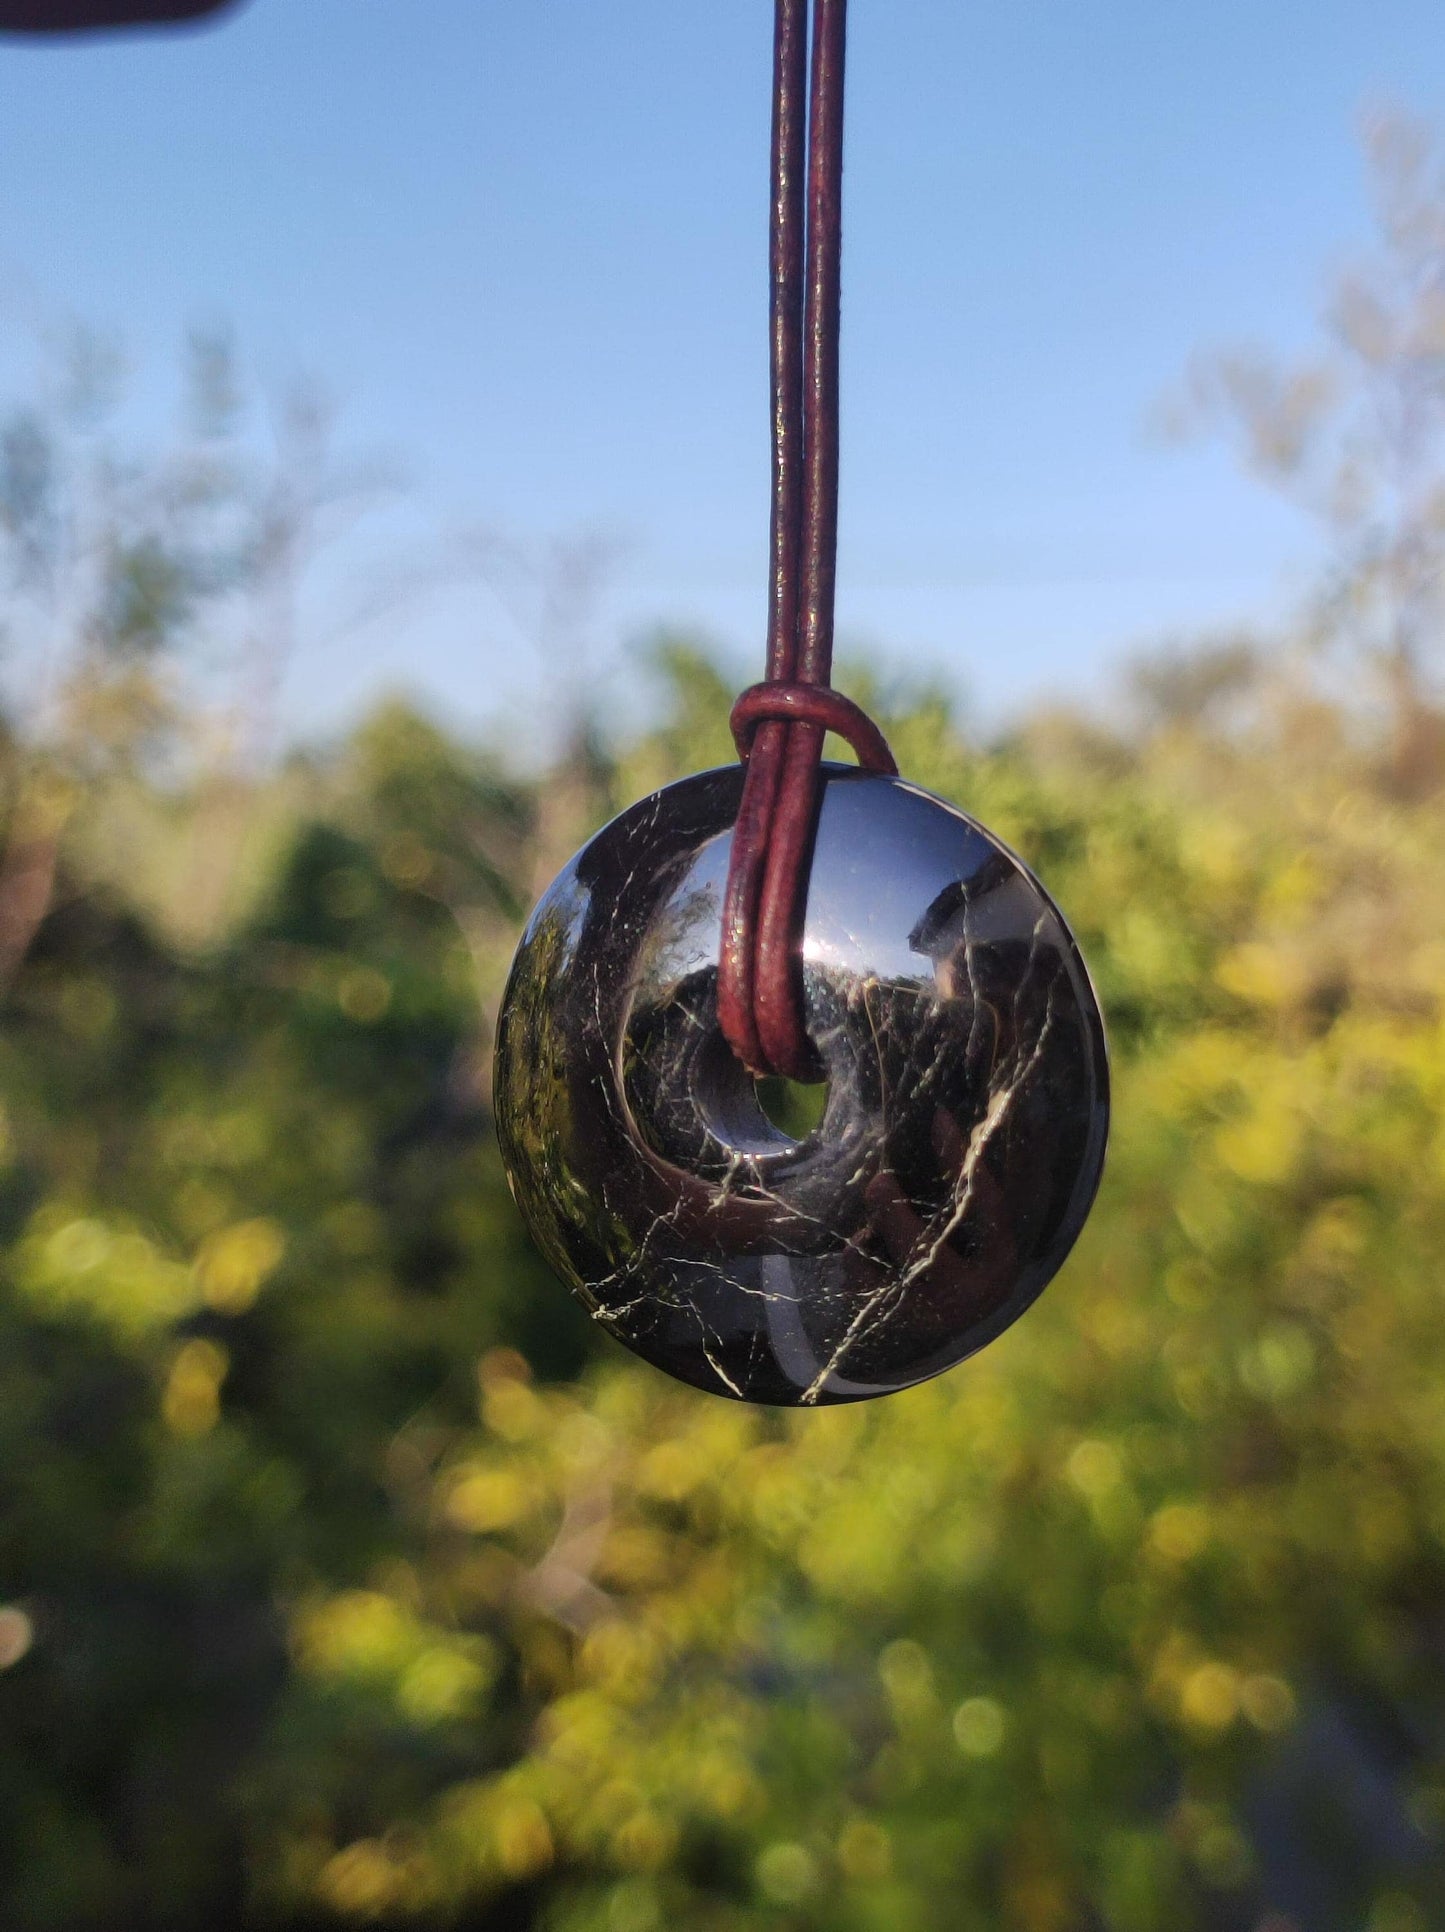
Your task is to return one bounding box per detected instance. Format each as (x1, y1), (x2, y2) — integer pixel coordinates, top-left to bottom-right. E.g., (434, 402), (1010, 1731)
(494, 764), (1109, 1406)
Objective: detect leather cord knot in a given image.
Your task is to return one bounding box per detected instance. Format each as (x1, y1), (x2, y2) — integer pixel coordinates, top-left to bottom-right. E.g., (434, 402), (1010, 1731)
(729, 682), (897, 775)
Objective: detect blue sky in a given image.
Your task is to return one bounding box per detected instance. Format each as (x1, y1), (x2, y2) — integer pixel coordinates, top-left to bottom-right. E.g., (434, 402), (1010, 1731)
(4, 0), (1445, 748)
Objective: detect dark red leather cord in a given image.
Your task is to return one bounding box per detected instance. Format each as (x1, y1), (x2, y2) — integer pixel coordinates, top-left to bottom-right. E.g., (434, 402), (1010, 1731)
(718, 0), (894, 1081)
(731, 682), (897, 779)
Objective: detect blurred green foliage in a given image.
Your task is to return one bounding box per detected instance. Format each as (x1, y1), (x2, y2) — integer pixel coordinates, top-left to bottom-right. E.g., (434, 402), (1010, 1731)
(1, 638), (1444, 1932)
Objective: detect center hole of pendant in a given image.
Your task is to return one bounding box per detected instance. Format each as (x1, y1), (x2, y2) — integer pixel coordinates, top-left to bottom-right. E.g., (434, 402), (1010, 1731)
(755, 1074), (829, 1142)
(685, 1029), (829, 1158)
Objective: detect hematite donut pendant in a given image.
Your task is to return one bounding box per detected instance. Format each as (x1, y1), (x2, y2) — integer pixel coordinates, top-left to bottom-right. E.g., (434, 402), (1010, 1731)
(494, 765), (1109, 1406)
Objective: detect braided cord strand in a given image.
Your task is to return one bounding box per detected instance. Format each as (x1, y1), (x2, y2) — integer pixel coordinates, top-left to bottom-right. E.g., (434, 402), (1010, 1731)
(718, 0), (894, 1080)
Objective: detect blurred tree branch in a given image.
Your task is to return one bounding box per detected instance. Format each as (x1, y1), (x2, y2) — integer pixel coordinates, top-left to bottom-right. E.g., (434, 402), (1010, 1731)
(1165, 106), (1445, 787)
(0, 328), (395, 984)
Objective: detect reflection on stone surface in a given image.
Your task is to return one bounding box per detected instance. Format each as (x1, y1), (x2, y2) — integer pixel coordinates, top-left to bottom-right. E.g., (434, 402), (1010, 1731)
(494, 765), (1109, 1407)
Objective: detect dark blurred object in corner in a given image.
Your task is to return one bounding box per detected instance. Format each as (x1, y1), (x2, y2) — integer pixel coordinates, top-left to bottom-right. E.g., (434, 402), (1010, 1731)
(0, 0), (241, 30)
